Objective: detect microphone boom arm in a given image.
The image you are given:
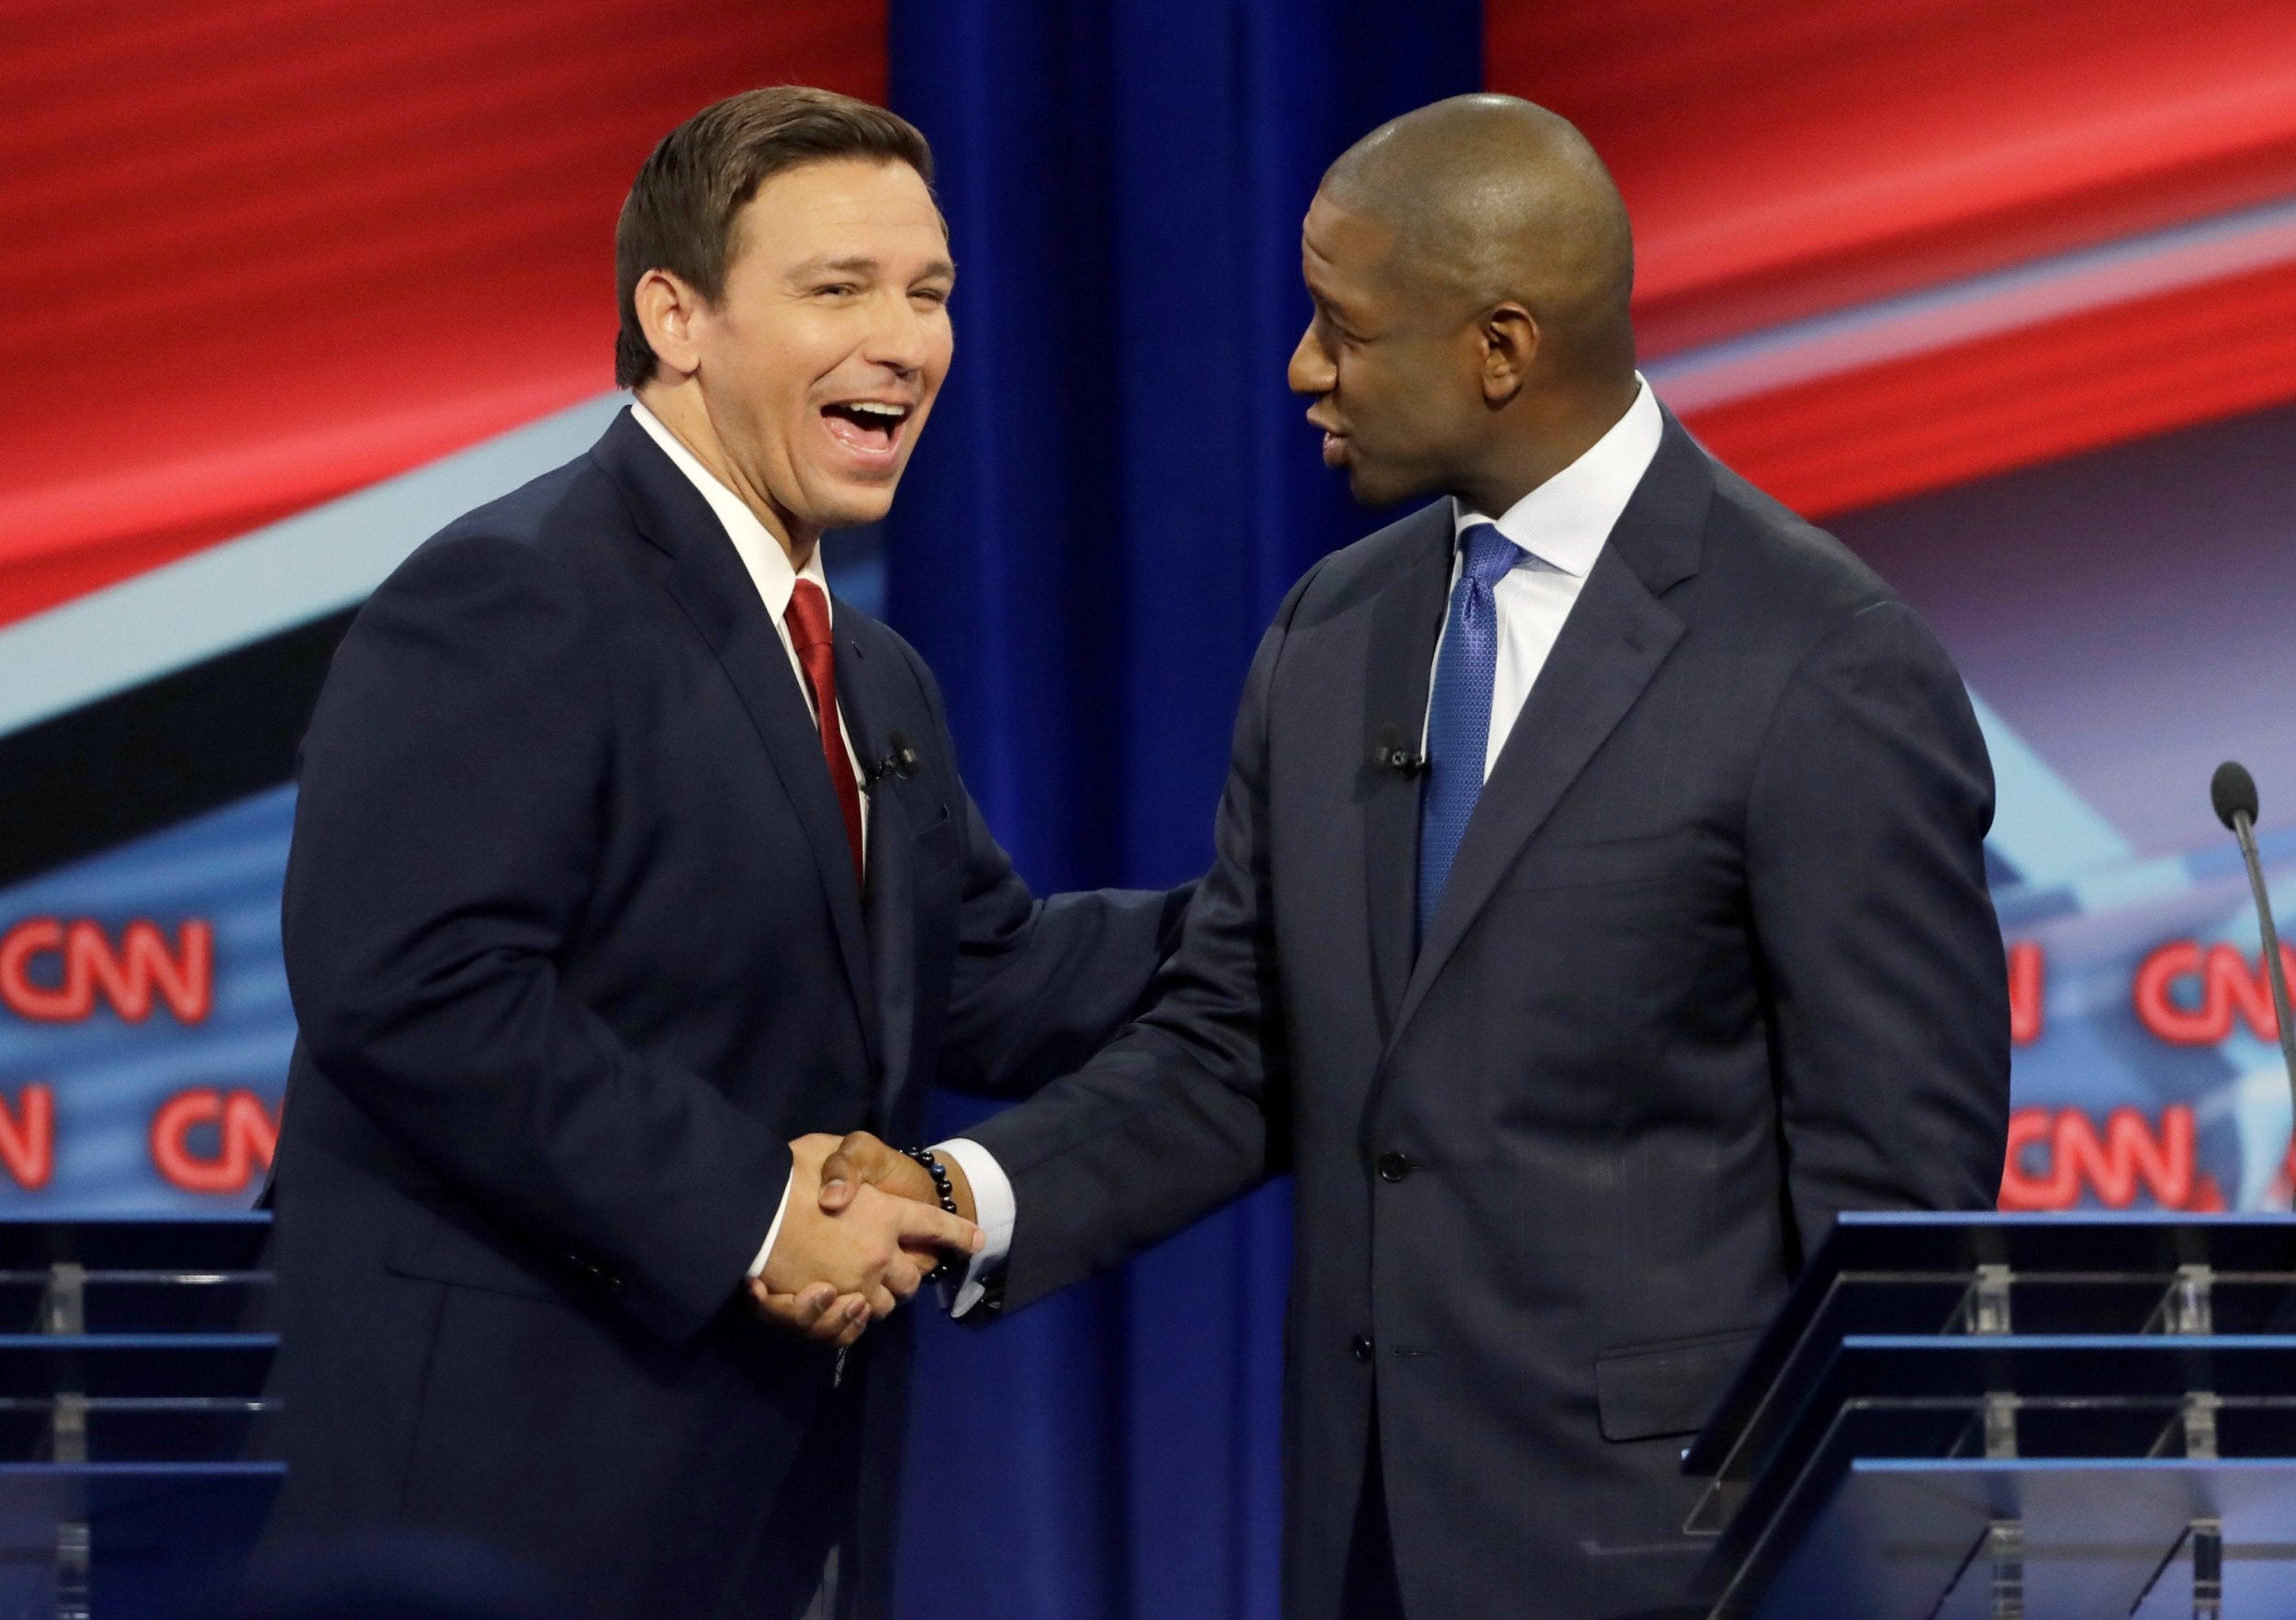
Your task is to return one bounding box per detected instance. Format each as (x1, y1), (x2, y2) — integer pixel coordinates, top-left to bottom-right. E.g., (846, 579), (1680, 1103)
(2233, 809), (2296, 1121)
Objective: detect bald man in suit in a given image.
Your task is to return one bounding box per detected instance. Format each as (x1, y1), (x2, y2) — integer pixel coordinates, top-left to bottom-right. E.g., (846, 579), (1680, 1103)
(826, 95), (2009, 1620)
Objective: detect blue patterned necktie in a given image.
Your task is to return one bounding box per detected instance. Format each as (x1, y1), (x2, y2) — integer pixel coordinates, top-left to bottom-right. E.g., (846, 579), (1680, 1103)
(1417, 522), (1524, 944)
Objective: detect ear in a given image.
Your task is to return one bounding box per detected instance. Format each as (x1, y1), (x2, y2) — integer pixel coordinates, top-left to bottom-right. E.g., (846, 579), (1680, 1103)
(1480, 302), (1538, 408)
(634, 268), (709, 383)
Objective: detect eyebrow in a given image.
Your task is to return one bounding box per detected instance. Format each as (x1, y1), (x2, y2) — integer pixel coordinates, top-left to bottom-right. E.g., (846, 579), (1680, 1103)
(791, 253), (958, 280)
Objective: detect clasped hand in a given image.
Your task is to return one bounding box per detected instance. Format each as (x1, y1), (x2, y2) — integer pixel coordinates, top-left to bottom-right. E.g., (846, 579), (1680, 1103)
(748, 1132), (980, 1347)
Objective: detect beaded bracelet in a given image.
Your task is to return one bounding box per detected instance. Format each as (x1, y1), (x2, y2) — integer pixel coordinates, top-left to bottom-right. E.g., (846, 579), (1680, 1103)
(900, 1146), (961, 1275)
(900, 1145), (960, 1216)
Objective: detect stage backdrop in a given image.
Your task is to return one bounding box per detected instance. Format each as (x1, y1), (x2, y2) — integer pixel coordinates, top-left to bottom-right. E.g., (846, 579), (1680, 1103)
(6, 3), (2296, 1619)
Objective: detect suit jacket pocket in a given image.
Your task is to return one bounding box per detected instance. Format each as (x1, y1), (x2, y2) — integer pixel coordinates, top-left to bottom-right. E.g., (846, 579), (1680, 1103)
(1594, 1327), (1760, 1443)
(384, 1199), (580, 1304)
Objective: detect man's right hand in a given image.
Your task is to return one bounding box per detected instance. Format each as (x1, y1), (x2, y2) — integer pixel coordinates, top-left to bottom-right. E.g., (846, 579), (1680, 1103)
(754, 1132), (983, 1329)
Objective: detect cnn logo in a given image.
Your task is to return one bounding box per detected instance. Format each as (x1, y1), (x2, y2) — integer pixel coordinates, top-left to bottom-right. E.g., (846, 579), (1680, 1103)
(0, 919), (211, 1024)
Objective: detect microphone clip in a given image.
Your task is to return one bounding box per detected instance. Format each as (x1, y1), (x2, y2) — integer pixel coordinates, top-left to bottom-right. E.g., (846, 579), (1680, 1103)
(1369, 725), (1426, 778)
(861, 728), (921, 791)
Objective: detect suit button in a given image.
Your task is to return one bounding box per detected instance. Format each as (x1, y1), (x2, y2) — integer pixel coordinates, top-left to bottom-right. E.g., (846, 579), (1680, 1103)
(1377, 1153), (1412, 1183)
(1350, 1334), (1374, 1364)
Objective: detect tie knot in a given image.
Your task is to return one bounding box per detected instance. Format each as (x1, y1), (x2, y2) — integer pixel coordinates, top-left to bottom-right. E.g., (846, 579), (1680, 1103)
(1458, 523), (1521, 591)
(784, 579), (834, 653)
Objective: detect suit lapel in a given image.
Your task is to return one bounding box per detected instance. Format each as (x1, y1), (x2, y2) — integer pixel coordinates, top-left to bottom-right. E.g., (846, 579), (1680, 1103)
(1391, 417), (1715, 1042)
(591, 411), (881, 1070)
(1359, 503), (1455, 1039)
(835, 631), (920, 1122)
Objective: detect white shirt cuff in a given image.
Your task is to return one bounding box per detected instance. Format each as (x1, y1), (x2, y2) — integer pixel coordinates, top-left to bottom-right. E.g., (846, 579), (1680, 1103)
(932, 1137), (1014, 1316)
(747, 1168), (795, 1282)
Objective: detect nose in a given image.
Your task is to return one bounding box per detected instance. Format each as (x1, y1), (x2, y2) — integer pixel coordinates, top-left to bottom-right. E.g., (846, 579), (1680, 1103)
(1288, 321), (1333, 398)
(862, 288), (937, 377)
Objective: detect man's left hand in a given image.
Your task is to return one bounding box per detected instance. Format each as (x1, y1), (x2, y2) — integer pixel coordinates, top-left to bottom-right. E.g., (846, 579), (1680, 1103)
(818, 1131), (977, 1226)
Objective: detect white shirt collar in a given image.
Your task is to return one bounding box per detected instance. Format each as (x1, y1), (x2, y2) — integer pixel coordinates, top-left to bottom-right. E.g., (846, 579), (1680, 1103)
(1451, 374), (1664, 578)
(629, 399), (829, 621)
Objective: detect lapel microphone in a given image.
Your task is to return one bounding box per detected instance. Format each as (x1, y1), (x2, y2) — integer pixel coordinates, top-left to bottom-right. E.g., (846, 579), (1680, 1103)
(1370, 723), (1426, 777)
(861, 728), (920, 790)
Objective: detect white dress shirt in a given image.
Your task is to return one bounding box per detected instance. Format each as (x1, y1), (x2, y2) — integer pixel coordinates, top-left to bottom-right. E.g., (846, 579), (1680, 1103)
(628, 401), (872, 1287)
(1431, 375), (1663, 779)
(941, 377), (1664, 1313)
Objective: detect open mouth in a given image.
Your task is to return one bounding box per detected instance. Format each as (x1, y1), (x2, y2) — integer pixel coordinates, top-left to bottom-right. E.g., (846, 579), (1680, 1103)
(821, 399), (912, 461)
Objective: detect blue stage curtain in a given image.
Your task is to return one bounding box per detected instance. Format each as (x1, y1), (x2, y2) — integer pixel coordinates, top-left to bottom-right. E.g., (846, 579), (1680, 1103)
(883, 4), (1479, 1616)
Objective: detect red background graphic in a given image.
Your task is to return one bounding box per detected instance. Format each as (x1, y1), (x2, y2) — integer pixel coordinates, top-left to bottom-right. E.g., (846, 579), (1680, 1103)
(0, 0), (885, 630)
(1489, 0), (2296, 515)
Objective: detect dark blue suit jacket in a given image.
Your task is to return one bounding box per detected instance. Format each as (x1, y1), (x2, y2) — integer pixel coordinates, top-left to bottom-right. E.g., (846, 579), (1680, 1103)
(265, 409), (1178, 1619)
(965, 416), (2011, 1620)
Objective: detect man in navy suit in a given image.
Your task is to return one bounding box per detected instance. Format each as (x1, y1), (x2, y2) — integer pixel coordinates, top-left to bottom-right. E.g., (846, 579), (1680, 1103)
(824, 96), (2011, 1618)
(265, 88), (1181, 1620)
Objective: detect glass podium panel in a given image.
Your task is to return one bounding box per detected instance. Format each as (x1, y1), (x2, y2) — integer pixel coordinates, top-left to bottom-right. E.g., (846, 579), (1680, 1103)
(1686, 1215), (2296, 1620)
(1690, 1213), (2296, 1476)
(1717, 1459), (2296, 1620)
(1716, 1335), (2296, 1514)
(0, 1219), (281, 1618)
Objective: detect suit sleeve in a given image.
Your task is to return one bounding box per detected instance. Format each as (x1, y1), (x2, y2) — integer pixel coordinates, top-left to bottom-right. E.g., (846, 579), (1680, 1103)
(903, 644), (1193, 1101)
(958, 596), (1303, 1314)
(283, 534), (789, 1345)
(1744, 597), (2011, 1255)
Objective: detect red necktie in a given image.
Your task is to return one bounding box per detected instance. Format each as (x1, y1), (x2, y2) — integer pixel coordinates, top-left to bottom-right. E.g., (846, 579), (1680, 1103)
(782, 579), (864, 883)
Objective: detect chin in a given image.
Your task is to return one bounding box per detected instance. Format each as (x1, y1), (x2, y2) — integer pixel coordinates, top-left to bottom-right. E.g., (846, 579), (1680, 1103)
(1344, 457), (1441, 512)
(1344, 467), (1409, 510)
(811, 482), (900, 532)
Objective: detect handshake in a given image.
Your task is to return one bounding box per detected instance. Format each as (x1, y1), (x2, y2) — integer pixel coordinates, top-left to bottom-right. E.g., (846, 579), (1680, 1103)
(747, 1132), (981, 1347)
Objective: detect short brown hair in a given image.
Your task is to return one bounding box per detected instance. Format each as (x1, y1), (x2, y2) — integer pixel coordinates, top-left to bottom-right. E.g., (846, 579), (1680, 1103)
(613, 86), (936, 389)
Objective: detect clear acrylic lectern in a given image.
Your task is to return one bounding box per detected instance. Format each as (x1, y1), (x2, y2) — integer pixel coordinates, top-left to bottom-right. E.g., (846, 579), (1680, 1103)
(1683, 1212), (2296, 1620)
(0, 1215), (279, 1619)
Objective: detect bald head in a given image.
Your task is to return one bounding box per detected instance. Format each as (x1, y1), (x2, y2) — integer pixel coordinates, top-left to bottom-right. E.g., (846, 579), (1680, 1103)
(1321, 95), (1634, 382)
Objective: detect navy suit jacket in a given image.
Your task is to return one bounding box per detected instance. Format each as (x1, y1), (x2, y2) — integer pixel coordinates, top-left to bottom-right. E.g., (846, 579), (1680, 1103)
(265, 409), (1178, 1619)
(966, 416), (2011, 1620)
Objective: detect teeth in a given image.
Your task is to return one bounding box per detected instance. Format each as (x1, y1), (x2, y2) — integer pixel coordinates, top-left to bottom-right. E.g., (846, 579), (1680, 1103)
(848, 402), (905, 419)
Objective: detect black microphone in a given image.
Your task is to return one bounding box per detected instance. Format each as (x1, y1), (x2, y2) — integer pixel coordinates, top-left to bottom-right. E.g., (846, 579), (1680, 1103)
(862, 728), (920, 790)
(1369, 724), (1425, 777)
(2212, 760), (2296, 1115)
